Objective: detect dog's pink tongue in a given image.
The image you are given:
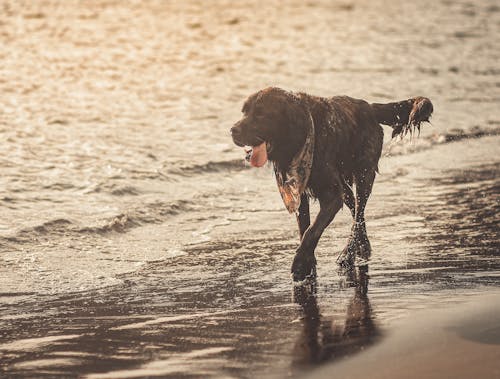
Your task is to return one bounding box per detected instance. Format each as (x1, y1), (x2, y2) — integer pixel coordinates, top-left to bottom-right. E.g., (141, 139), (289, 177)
(250, 142), (267, 167)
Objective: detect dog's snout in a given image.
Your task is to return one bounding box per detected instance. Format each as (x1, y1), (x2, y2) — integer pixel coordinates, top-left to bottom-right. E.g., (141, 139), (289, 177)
(230, 123), (246, 147)
(230, 126), (241, 136)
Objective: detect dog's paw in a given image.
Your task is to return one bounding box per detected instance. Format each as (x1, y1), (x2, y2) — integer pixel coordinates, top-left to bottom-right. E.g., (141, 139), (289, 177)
(291, 252), (316, 282)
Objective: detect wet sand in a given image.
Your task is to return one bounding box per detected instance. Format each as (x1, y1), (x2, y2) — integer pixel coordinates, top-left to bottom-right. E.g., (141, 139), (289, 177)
(1, 0), (500, 377)
(310, 293), (500, 379)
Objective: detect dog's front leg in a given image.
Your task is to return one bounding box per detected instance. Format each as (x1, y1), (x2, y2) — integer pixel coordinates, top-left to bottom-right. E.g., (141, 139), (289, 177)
(292, 194), (343, 281)
(296, 194), (310, 239)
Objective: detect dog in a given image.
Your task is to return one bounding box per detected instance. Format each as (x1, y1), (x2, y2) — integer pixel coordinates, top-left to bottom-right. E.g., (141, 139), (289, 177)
(230, 87), (433, 281)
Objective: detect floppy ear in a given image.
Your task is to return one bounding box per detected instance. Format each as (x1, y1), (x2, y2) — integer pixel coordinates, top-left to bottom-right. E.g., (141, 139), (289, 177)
(272, 95), (314, 175)
(274, 97), (315, 213)
(284, 96), (313, 153)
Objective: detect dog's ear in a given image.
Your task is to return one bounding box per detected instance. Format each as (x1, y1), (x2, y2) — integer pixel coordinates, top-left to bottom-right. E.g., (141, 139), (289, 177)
(284, 96), (312, 147)
(272, 95), (314, 174)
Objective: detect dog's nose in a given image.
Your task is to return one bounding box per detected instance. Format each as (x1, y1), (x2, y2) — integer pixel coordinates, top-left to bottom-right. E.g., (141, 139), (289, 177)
(230, 126), (241, 136)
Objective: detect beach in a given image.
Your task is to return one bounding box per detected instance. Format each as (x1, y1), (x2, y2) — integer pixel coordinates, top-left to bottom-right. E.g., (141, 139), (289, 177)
(0, 0), (499, 377)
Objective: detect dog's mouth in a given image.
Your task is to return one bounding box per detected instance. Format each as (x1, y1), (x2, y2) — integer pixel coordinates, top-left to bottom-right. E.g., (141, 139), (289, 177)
(244, 142), (271, 167)
(232, 132), (272, 167)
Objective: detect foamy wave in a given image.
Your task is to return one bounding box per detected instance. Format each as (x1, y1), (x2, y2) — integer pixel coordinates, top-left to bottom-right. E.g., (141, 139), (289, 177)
(78, 199), (195, 234)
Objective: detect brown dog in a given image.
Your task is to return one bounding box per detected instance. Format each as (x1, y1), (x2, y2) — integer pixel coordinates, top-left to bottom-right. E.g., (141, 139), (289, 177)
(231, 87), (433, 281)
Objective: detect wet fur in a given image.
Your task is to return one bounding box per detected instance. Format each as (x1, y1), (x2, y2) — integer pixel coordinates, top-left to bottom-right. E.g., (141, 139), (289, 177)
(231, 87), (433, 280)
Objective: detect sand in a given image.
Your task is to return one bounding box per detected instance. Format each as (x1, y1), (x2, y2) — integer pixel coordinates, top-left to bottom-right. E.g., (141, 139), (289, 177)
(310, 293), (500, 379)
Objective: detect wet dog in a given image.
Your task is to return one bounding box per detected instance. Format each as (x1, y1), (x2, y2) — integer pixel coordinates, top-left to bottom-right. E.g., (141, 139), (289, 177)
(231, 87), (433, 281)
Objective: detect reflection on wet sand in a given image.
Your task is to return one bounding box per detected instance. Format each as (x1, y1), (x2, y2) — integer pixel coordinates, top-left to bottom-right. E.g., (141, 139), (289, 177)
(292, 267), (379, 371)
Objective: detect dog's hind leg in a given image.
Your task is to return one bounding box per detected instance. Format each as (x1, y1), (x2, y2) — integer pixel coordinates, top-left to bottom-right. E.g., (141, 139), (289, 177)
(353, 168), (376, 262)
(338, 169), (376, 267)
(338, 175), (357, 265)
(292, 193), (343, 281)
(296, 193), (310, 240)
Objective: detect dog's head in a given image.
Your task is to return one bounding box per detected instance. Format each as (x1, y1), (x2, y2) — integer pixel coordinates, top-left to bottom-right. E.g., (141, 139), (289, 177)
(230, 87), (311, 169)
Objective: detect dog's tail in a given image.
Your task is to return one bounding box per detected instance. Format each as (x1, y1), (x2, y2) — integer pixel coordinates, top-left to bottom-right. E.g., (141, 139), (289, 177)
(370, 97), (433, 138)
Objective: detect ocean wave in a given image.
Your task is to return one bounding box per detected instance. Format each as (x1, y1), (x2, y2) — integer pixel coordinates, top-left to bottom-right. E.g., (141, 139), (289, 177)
(1, 200), (194, 245)
(77, 214), (139, 234)
(87, 184), (141, 196)
(383, 126), (500, 157)
(165, 159), (250, 177)
(2, 219), (75, 245)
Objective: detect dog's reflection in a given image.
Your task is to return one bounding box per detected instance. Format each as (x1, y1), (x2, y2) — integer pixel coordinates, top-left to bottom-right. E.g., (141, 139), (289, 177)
(292, 266), (379, 367)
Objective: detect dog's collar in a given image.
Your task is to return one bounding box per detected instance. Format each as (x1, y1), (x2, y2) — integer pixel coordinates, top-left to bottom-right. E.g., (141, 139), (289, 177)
(273, 113), (315, 213)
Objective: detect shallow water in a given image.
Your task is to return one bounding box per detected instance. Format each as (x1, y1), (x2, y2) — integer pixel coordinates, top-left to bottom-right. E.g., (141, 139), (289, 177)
(0, 0), (499, 377)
